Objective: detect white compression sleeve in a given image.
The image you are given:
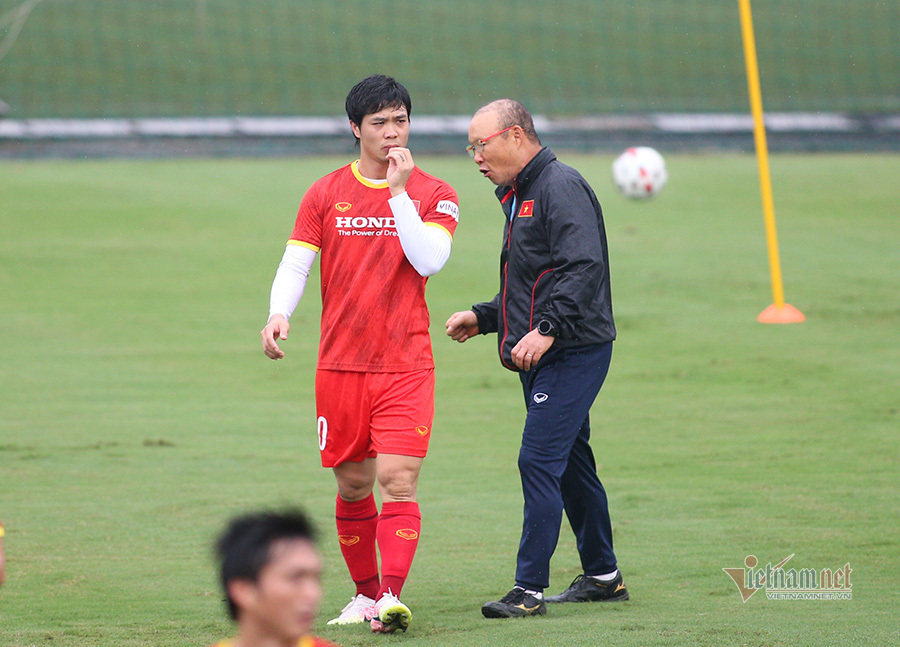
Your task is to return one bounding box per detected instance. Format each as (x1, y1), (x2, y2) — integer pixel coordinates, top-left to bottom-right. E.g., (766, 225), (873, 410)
(388, 192), (453, 277)
(268, 244), (318, 321)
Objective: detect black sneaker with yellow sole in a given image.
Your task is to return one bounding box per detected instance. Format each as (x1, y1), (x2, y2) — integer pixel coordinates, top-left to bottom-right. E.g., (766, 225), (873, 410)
(545, 572), (629, 603)
(482, 587), (547, 618)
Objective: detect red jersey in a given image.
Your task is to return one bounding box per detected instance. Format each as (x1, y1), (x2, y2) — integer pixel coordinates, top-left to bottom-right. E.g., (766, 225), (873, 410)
(211, 637), (338, 647)
(289, 161), (458, 372)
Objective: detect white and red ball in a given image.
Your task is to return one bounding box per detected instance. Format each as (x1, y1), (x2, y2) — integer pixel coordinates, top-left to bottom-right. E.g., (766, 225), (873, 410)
(612, 146), (668, 199)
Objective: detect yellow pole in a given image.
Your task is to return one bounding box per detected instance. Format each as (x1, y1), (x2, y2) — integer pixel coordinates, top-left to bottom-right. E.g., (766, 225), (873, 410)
(738, 0), (804, 323)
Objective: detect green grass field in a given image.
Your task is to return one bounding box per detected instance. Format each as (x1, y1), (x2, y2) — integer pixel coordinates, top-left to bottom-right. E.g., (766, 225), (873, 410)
(1, 153), (898, 646)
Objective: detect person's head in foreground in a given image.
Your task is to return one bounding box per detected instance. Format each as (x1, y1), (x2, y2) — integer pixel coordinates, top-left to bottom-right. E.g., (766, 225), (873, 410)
(214, 509), (338, 647)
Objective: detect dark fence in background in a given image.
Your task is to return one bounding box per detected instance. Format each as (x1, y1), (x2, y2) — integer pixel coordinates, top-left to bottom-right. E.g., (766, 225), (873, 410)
(1, 0), (897, 155)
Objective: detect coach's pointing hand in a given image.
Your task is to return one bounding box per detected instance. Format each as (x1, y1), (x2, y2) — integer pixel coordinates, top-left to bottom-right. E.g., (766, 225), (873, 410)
(445, 310), (480, 343)
(261, 314), (290, 360)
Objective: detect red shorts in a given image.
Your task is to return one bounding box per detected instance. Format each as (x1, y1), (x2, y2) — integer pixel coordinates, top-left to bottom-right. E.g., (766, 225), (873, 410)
(314, 368), (435, 468)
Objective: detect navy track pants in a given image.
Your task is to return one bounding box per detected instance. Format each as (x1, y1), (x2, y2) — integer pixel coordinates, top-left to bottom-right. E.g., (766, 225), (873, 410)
(514, 341), (617, 591)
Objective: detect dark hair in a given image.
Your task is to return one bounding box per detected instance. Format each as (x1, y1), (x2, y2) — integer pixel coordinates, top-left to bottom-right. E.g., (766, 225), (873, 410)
(215, 509), (317, 621)
(345, 75), (412, 145)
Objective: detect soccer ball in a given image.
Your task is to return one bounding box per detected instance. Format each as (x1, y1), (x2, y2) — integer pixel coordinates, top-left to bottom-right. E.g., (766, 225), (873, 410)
(612, 147), (668, 199)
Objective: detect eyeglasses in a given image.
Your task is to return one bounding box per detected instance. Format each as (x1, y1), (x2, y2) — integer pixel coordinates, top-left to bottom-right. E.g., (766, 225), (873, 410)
(466, 125), (515, 158)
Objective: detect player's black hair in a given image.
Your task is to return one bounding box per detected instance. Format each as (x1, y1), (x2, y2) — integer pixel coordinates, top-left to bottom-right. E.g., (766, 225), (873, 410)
(215, 509), (317, 621)
(345, 74), (412, 146)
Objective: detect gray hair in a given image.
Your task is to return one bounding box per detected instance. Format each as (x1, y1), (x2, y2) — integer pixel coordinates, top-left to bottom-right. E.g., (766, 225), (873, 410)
(476, 99), (541, 144)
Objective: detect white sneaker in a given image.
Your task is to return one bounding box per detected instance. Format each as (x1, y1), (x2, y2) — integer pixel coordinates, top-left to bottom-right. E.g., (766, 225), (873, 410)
(327, 594), (376, 625)
(367, 591), (411, 633)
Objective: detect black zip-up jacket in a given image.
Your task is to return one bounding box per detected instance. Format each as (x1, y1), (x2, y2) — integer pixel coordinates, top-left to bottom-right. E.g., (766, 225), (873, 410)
(471, 147), (616, 372)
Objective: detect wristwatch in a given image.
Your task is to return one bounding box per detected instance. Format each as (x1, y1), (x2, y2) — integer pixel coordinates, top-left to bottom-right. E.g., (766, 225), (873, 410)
(537, 319), (557, 337)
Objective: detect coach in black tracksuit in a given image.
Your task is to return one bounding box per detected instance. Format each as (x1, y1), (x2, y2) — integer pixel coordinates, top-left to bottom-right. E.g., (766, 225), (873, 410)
(446, 99), (629, 618)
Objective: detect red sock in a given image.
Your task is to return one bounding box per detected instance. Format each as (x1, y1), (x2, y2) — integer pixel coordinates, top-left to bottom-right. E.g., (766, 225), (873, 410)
(335, 494), (380, 599)
(376, 501), (421, 599)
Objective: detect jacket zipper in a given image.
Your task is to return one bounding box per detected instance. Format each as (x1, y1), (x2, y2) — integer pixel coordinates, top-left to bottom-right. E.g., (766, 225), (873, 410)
(499, 183), (517, 370)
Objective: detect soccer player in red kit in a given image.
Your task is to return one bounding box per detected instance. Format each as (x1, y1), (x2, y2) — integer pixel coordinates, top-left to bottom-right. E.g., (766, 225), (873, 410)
(261, 75), (459, 634)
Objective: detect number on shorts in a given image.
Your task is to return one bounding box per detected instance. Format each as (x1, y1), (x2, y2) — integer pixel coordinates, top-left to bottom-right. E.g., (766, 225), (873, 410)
(317, 416), (328, 451)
